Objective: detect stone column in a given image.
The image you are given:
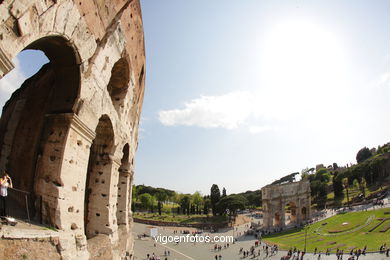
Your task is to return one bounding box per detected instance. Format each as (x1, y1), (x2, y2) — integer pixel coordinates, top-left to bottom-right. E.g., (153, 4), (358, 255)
(262, 201), (272, 230)
(0, 48), (14, 78)
(34, 113), (95, 260)
(85, 157), (120, 243)
(117, 169), (131, 228)
(125, 170), (135, 259)
(296, 199), (302, 224)
(307, 194), (312, 220)
(280, 202), (286, 229)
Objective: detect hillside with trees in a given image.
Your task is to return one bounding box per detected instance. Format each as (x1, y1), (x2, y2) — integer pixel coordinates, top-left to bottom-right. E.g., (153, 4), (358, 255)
(132, 142), (390, 217)
(301, 142), (390, 209)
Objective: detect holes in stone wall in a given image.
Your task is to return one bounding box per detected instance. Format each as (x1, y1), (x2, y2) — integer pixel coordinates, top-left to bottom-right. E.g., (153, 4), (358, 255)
(71, 223), (78, 230)
(52, 180), (62, 187)
(84, 115), (115, 239)
(107, 58), (130, 115)
(116, 144), (130, 226)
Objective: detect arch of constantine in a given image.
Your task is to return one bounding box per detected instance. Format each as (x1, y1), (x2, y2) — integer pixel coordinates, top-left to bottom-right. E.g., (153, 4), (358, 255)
(261, 180), (311, 231)
(0, 0), (145, 259)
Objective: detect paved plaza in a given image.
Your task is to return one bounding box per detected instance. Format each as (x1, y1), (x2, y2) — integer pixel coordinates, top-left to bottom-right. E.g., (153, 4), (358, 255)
(133, 197), (390, 260)
(133, 221), (390, 260)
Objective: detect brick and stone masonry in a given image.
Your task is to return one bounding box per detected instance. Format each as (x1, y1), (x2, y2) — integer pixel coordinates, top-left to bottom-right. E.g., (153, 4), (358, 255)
(0, 0), (145, 259)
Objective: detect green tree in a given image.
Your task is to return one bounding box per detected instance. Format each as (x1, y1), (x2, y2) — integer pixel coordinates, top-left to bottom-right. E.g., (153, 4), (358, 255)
(315, 168), (331, 183)
(333, 163), (339, 170)
(180, 195), (191, 215)
(317, 183), (328, 209)
(192, 191), (203, 214)
(222, 187), (227, 197)
(150, 195), (157, 213)
(342, 178), (350, 207)
(210, 184), (221, 216)
(359, 178), (367, 198)
(216, 195), (248, 216)
(131, 185), (138, 211)
(240, 190), (262, 208)
(203, 196), (211, 215)
(332, 172), (344, 199)
(353, 179), (360, 191)
(155, 192), (167, 216)
(356, 147), (372, 163)
(139, 193), (153, 211)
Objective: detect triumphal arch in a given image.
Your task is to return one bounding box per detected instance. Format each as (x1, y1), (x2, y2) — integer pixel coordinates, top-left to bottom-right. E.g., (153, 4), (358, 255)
(262, 179), (311, 231)
(0, 0), (145, 259)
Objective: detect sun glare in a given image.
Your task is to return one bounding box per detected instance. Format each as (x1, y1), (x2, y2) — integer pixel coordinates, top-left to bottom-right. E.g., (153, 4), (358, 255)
(254, 20), (349, 121)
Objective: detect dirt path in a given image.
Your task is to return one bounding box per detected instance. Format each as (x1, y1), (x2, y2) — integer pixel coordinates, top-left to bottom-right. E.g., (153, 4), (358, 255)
(234, 215), (251, 226)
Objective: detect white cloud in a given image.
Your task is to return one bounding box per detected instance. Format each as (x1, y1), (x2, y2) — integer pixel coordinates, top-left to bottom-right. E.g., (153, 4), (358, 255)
(0, 58), (26, 108)
(248, 125), (277, 134)
(159, 91), (254, 129)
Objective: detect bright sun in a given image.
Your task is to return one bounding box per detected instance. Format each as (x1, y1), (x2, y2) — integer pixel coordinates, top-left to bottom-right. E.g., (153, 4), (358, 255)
(255, 20), (349, 121)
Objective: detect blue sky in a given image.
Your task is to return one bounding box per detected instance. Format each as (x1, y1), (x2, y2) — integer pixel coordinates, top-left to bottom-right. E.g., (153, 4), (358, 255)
(1, 1), (390, 195)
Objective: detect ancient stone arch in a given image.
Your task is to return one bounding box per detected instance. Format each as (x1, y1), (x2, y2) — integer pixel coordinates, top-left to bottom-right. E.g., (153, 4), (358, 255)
(0, 1), (145, 259)
(262, 179), (311, 231)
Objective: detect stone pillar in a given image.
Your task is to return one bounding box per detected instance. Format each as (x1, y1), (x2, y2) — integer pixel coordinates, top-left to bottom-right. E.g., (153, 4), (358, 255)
(296, 199), (302, 224)
(280, 202), (286, 229)
(262, 201), (272, 230)
(34, 113), (95, 260)
(307, 194), (312, 220)
(0, 48), (14, 78)
(85, 157), (120, 243)
(117, 169), (130, 228)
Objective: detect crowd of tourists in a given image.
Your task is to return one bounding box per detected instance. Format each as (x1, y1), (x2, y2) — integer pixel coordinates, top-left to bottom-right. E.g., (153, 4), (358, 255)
(145, 250), (171, 260)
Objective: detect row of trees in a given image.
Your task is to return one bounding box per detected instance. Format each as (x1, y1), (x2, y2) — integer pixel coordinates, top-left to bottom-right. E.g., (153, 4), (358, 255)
(132, 183), (262, 217)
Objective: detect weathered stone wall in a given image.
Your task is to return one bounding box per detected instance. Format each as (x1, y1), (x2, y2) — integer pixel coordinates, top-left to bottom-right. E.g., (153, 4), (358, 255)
(0, 0), (145, 259)
(0, 238), (61, 260)
(262, 180), (311, 231)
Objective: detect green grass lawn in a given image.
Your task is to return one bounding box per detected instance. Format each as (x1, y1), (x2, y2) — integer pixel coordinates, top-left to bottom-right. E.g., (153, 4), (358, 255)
(263, 207), (390, 253)
(133, 212), (228, 224)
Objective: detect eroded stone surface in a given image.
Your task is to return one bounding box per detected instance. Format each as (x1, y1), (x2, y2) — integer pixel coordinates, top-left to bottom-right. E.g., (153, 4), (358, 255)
(0, 0), (145, 259)
(262, 180), (311, 231)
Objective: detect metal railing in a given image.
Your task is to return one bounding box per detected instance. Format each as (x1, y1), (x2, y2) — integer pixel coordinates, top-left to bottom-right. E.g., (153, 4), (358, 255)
(6, 187), (38, 223)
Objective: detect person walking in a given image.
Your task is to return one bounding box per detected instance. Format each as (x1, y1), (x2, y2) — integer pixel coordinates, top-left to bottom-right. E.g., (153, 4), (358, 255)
(0, 172), (12, 217)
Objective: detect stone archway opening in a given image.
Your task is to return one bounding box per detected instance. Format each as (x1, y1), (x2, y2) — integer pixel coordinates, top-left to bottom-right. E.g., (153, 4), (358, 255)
(285, 201), (297, 225)
(107, 58), (130, 115)
(84, 115), (115, 239)
(0, 36), (80, 220)
(116, 144), (130, 226)
(274, 212), (281, 227)
(301, 207), (307, 220)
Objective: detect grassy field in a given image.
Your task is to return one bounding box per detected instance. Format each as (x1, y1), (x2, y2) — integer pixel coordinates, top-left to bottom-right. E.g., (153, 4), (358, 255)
(263, 207), (390, 253)
(133, 212), (228, 224)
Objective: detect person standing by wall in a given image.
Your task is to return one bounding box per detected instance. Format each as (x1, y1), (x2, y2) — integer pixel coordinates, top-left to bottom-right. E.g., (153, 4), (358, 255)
(0, 172), (12, 217)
